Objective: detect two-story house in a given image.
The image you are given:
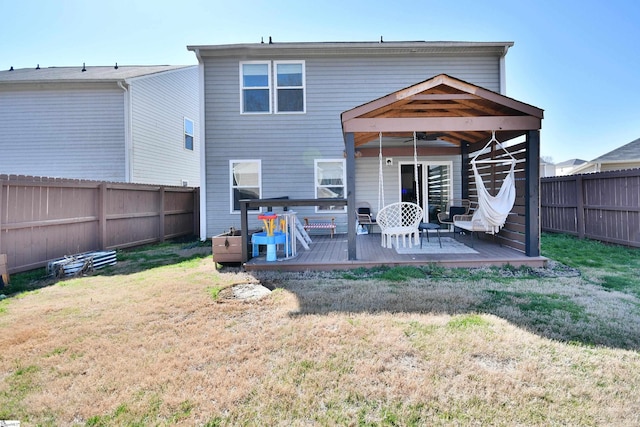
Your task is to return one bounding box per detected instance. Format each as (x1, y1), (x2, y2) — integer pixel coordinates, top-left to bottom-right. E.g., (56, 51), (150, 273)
(0, 65), (200, 186)
(188, 41), (543, 266)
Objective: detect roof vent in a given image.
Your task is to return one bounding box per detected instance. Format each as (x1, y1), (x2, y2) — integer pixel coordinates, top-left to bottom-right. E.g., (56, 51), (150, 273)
(81, 62), (86, 72)
(269, 36), (273, 44)
(114, 62), (118, 69)
(36, 64), (40, 70)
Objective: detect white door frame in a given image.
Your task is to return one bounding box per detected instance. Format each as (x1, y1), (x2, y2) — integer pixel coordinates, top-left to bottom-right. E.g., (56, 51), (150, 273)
(398, 160), (453, 222)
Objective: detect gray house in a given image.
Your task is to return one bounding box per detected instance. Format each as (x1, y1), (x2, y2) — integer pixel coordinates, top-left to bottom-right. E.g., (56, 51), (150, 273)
(555, 158), (587, 176)
(0, 65), (199, 186)
(188, 41), (543, 267)
(570, 137), (640, 174)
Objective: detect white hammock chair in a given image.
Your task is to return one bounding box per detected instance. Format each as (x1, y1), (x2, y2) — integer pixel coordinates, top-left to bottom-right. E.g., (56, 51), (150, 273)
(454, 132), (516, 235)
(374, 132), (424, 247)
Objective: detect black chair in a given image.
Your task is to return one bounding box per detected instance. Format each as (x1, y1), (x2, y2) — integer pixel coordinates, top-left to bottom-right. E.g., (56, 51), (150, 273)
(437, 199), (471, 233)
(356, 206), (376, 233)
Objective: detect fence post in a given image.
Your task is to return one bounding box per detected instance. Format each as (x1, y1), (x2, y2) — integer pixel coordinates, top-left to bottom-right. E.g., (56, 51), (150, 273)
(0, 179), (4, 256)
(193, 187), (200, 238)
(99, 183), (107, 250)
(159, 186), (165, 242)
(576, 175), (585, 239)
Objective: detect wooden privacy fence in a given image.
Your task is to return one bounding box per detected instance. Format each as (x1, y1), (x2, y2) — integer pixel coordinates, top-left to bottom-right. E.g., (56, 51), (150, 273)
(541, 169), (640, 247)
(0, 175), (199, 274)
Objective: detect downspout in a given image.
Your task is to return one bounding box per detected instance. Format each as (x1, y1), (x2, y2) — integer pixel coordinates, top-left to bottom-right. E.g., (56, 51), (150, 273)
(118, 80), (133, 182)
(499, 45), (510, 95)
(194, 48), (208, 241)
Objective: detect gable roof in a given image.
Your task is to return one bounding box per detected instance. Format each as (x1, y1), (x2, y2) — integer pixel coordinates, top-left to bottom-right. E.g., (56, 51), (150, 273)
(592, 137), (640, 162)
(555, 158), (587, 168)
(0, 65), (193, 84)
(341, 73), (543, 147)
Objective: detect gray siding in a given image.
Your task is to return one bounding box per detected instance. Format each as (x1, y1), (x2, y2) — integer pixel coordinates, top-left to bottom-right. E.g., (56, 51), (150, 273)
(0, 84), (125, 181)
(129, 66), (200, 186)
(203, 52), (500, 236)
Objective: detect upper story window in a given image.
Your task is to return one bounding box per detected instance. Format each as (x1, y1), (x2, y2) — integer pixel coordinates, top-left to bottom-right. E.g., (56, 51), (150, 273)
(184, 117), (194, 151)
(241, 62), (272, 114)
(240, 61), (305, 114)
(275, 61), (305, 113)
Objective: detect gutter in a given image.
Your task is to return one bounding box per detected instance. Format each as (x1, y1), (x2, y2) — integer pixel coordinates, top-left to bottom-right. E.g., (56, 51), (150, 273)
(117, 80), (133, 182)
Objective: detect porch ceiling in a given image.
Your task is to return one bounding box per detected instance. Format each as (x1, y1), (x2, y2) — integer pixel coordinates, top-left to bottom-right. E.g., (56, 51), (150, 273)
(341, 74), (544, 148)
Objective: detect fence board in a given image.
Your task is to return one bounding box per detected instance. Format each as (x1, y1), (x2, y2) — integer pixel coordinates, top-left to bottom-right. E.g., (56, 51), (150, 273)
(541, 169), (640, 247)
(0, 175), (199, 273)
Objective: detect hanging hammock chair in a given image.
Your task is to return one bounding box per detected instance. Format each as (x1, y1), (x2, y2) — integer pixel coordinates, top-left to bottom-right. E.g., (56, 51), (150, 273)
(375, 132), (424, 248)
(453, 132), (516, 235)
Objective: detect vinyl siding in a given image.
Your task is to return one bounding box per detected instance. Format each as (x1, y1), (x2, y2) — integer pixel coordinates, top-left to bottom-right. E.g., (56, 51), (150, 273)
(203, 52), (501, 236)
(0, 85), (125, 180)
(129, 66), (199, 186)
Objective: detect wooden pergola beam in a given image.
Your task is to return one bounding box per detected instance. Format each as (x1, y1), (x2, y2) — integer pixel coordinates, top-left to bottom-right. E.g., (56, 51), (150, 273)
(356, 146), (460, 157)
(344, 116), (541, 133)
(411, 94), (479, 101)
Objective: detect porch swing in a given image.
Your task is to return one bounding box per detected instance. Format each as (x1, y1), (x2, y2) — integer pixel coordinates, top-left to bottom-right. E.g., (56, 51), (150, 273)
(453, 131), (517, 237)
(376, 132), (424, 248)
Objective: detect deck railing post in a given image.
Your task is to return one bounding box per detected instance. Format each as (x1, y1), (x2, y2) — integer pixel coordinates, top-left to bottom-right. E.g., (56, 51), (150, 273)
(241, 200), (249, 263)
(345, 132), (357, 260)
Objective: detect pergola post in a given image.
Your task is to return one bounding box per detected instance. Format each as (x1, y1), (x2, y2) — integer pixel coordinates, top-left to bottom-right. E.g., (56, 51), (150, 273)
(345, 132), (357, 260)
(525, 130), (541, 256)
(460, 141), (469, 199)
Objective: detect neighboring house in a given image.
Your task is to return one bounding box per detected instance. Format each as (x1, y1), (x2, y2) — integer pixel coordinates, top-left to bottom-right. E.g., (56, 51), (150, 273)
(188, 41), (543, 260)
(571, 137), (640, 174)
(0, 65), (199, 186)
(540, 158), (556, 177)
(555, 158), (587, 176)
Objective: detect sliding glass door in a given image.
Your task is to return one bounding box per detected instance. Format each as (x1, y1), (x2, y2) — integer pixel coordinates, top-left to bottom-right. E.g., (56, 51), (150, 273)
(400, 161), (452, 225)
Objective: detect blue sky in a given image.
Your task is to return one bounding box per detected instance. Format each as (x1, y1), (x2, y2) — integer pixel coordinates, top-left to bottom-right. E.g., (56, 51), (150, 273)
(1, 0), (638, 163)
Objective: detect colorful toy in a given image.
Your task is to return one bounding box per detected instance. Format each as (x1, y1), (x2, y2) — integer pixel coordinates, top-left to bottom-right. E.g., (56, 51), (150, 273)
(258, 213), (278, 236)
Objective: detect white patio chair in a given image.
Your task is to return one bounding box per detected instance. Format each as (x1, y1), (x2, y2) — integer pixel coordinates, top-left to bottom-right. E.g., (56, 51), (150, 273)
(376, 202), (424, 248)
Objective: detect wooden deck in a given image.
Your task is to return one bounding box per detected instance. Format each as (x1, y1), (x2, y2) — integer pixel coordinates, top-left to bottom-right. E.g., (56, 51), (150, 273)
(244, 231), (547, 271)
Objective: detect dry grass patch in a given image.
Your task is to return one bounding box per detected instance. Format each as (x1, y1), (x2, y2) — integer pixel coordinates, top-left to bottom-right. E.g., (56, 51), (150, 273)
(1, 241), (640, 425)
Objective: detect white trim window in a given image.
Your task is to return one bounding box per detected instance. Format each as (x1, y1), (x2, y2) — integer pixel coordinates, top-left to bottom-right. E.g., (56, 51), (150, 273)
(314, 159), (346, 213)
(184, 117), (194, 151)
(240, 62), (271, 114)
(230, 160), (262, 213)
(275, 61), (305, 113)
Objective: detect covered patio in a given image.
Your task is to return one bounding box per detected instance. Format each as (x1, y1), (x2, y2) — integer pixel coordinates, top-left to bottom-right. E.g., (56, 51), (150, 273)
(342, 74), (544, 262)
(240, 74), (544, 270)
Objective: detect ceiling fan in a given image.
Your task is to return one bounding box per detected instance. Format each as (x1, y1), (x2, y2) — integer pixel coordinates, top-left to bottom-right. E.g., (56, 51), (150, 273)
(403, 132), (446, 143)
